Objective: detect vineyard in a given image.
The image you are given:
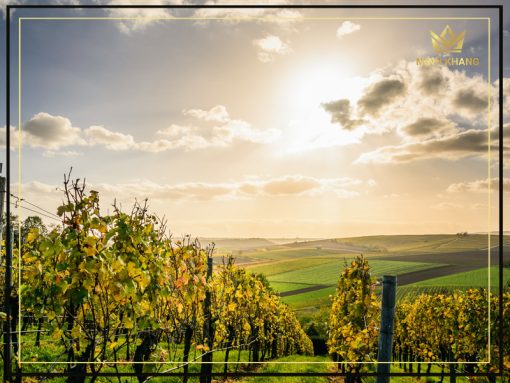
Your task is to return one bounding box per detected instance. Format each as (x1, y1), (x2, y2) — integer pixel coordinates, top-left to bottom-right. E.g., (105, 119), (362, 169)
(326, 257), (509, 382)
(0, 177), (508, 383)
(1, 177), (312, 382)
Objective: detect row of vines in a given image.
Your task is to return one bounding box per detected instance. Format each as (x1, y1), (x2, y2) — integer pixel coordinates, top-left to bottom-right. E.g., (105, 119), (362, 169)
(1, 176), (312, 383)
(326, 256), (509, 382)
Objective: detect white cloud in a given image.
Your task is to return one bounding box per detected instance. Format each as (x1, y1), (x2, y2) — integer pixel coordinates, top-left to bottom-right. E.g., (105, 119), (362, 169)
(42, 150), (82, 158)
(158, 105), (280, 149)
(11, 107), (278, 154)
(18, 175), (371, 210)
(23, 112), (87, 150)
(336, 21), (361, 39)
(84, 125), (136, 150)
(183, 105), (230, 123)
(0, 126), (20, 149)
(193, 1), (302, 25)
(253, 34), (292, 63)
(103, 0), (185, 33)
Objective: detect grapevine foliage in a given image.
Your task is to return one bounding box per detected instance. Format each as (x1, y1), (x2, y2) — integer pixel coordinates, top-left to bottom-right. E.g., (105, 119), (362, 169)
(327, 255), (380, 374)
(11, 176), (312, 382)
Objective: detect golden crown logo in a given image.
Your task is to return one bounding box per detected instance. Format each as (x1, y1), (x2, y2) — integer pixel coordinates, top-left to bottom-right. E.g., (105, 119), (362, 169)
(430, 25), (466, 54)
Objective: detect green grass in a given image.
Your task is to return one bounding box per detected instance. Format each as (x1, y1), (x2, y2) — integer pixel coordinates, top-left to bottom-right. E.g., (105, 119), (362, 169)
(244, 256), (346, 277)
(270, 281), (315, 293)
(268, 260), (444, 287)
(411, 266), (510, 288)
(281, 286), (336, 309)
(242, 355), (333, 383)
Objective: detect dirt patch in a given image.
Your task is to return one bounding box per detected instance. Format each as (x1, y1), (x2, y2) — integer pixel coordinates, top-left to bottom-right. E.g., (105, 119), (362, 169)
(395, 264), (481, 285)
(279, 284), (332, 297)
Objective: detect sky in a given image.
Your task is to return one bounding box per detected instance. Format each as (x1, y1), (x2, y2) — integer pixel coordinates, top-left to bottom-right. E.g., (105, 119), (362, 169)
(0, 0), (509, 238)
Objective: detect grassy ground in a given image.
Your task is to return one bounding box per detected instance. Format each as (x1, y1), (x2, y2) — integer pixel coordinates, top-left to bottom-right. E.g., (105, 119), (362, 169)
(410, 266), (510, 288)
(241, 355), (333, 383)
(282, 286), (336, 310)
(265, 259), (445, 311)
(268, 260), (442, 287)
(244, 256), (346, 277)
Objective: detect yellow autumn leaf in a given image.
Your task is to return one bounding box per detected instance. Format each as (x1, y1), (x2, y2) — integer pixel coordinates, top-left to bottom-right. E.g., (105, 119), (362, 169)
(26, 230), (39, 243)
(51, 328), (63, 340)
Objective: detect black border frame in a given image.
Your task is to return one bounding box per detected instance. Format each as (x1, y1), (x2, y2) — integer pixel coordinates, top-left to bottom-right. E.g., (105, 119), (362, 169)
(3, 3), (504, 381)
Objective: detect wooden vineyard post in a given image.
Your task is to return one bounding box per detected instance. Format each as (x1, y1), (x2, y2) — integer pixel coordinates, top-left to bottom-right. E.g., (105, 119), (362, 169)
(376, 275), (397, 383)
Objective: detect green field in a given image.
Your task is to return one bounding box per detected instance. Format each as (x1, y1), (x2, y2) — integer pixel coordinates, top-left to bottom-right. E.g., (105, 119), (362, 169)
(281, 286), (336, 309)
(244, 256), (345, 276)
(267, 259), (443, 287)
(228, 234), (510, 313)
(411, 266), (510, 287)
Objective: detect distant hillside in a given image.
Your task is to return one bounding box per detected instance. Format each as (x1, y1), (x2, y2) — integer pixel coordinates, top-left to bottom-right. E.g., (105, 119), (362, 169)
(201, 237), (322, 252)
(200, 237), (277, 252)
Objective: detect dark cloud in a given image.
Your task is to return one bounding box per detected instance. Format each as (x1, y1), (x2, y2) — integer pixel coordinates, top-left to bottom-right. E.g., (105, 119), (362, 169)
(358, 78), (406, 115)
(355, 128), (503, 164)
(419, 68), (446, 95)
(321, 99), (364, 130)
(453, 89), (487, 112)
(403, 118), (447, 137)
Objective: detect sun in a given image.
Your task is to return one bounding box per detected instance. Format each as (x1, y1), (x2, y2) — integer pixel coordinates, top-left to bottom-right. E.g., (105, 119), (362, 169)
(277, 58), (366, 153)
(283, 57), (362, 112)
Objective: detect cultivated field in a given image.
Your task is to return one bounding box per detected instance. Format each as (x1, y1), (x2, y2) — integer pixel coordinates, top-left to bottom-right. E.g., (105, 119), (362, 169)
(206, 234), (510, 314)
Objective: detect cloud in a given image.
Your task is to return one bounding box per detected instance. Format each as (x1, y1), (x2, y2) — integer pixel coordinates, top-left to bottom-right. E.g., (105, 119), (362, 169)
(356, 122), (510, 165)
(336, 21), (361, 38)
(81, 124), (183, 153)
(357, 78), (406, 116)
(318, 60), (507, 164)
(253, 35), (291, 63)
(260, 176), (320, 195)
(18, 176), (371, 207)
(12, 107), (277, 154)
(355, 128), (494, 164)
(418, 67), (447, 95)
(0, 126), (20, 149)
(453, 88), (487, 113)
(321, 99), (365, 131)
(192, 1), (302, 25)
(103, 0), (185, 33)
(446, 178), (510, 193)
(183, 105), (229, 123)
(239, 176), (364, 198)
(158, 105), (280, 148)
(401, 117), (456, 139)
(42, 150), (82, 158)
(23, 112), (87, 150)
(84, 125), (136, 150)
